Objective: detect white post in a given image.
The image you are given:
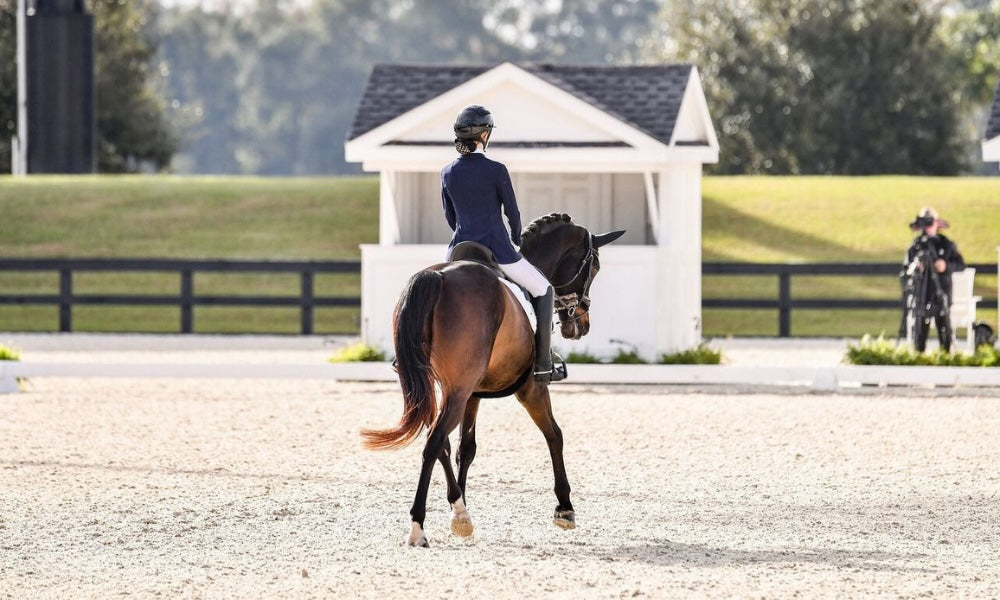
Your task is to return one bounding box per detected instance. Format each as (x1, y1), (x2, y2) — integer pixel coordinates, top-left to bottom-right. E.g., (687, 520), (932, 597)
(655, 163), (703, 354)
(643, 171), (659, 245)
(379, 171), (401, 246)
(14, 0), (28, 175)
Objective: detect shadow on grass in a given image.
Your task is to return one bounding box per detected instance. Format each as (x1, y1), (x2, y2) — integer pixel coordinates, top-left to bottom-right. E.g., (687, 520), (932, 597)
(703, 197), (884, 262)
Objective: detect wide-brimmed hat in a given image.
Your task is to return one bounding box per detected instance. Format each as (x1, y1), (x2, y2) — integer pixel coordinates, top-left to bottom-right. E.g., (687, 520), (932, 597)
(909, 206), (949, 231)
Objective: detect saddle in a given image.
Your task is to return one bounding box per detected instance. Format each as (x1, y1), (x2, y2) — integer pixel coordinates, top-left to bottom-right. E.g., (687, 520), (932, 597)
(448, 241), (505, 278)
(448, 241), (536, 330)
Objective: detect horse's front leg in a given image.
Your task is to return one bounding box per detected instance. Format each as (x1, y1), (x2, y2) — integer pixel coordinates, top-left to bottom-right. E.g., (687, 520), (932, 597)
(437, 436), (473, 537)
(516, 380), (575, 529)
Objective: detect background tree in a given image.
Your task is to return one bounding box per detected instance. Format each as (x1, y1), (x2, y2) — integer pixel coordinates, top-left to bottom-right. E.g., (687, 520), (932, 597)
(646, 0), (969, 175)
(92, 0), (176, 172)
(0, 0), (175, 173)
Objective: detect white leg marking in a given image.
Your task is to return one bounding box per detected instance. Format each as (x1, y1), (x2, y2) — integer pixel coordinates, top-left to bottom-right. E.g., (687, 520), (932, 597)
(408, 521), (429, 547)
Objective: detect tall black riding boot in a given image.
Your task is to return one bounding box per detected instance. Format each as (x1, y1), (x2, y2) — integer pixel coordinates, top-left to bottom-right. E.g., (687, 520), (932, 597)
(532, 287), (566, 383)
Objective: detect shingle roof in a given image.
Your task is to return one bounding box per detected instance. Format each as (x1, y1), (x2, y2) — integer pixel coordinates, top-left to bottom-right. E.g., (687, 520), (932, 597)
(347, 63), (695, 145)
(987, 80), (1000, 141)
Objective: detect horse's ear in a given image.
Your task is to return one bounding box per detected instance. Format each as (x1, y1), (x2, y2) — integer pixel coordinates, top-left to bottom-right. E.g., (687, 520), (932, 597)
(592, 229), (626, 248)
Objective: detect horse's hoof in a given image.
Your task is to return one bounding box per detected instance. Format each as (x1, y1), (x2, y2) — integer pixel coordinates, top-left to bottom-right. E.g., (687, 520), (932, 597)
(450, 498), (474, 537)
(553, 509), (576, 530)
(408, 522), (430, 547)
(451, 515), (474, 537)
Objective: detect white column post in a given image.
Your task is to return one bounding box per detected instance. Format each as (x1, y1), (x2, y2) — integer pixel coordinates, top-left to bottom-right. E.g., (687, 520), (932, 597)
(379, 171), (400, 246)
(14, 0), (28, 175)
(655, 164), (703, 354)
(643, 171), (659, 245)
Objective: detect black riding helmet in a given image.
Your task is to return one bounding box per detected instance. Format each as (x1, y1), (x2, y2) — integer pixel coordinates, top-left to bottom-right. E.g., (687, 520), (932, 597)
(454, 105), (494, 140)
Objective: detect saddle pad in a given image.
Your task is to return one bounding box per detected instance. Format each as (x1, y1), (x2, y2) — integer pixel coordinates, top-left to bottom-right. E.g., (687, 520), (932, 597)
(499, 278), (536, 333)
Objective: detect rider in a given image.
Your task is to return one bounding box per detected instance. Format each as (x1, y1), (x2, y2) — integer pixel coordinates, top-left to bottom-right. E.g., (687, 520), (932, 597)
(441, 104), (566, 383)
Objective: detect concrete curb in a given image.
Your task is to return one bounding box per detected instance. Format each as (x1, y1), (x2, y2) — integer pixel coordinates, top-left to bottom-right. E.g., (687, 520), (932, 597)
(3, 360), (999, 393)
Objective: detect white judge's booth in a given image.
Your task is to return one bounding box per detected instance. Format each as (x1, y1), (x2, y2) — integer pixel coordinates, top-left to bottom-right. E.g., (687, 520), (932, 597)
(345, 62), (719, 361)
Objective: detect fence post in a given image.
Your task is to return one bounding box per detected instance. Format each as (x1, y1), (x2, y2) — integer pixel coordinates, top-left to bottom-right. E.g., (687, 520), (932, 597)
(778, 271), (791, 337)
(180, 269), (193, 333)
(58, 268), (72, 332)
(300, 270), (314, 335)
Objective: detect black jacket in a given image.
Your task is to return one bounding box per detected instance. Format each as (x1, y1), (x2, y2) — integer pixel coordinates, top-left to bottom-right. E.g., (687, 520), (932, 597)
(904, 233), (965, 299)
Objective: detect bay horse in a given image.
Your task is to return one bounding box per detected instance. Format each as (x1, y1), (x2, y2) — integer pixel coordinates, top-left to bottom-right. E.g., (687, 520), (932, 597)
(361, 213), (624, 547)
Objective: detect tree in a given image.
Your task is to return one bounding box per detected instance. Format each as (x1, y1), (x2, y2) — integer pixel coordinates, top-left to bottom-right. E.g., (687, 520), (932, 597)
(486, 0), (661, 63)
(647, 0), (969, 175)
(0, 0), (175, 173)
(92, 0), (176, 172)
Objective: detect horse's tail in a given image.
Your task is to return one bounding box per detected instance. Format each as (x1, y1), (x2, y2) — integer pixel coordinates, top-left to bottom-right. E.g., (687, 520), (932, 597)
(361, 269), (443, 450)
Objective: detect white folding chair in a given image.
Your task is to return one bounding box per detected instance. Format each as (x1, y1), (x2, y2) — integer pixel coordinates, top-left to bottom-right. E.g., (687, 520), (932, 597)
(949, 268), (982, 352)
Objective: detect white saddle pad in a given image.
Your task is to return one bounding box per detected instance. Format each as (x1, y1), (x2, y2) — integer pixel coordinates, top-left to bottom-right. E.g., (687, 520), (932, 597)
(499, 278), (536, 333)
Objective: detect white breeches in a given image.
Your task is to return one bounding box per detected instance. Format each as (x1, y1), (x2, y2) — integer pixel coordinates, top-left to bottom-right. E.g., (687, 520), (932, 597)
(499, 258), (551, 298)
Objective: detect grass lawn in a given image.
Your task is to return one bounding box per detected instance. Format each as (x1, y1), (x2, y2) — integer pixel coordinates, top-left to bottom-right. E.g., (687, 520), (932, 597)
(0, 174), (996, 336)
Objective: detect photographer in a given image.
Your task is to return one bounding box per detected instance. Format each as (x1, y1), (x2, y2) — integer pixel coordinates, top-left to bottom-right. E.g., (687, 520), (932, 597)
(901, 207), (965, 352)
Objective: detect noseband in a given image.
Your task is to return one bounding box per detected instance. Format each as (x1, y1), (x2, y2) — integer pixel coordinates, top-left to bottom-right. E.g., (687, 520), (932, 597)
(550, 234), (597, 324)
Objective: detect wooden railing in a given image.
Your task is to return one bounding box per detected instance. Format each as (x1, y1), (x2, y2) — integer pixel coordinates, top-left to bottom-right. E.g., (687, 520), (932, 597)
(703, 261), (996, 336)
(0, 258), (361, 334)
(0, 258), (994, 336)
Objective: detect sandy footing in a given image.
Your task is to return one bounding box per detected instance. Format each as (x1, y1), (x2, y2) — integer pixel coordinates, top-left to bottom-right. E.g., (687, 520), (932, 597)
(2, 375), (999, 598)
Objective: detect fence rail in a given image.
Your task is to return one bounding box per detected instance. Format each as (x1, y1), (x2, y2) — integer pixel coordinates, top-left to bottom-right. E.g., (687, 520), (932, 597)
(0, 258), (361, 334)
(0, 258), (995, 336)
(703, 261), (997, 336)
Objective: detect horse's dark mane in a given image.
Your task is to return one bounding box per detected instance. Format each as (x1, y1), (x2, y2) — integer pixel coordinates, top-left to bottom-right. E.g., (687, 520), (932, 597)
(521, 213), (573, 247)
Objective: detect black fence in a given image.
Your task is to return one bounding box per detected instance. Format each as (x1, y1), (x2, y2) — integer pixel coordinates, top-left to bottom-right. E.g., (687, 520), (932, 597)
(703, 261), (996, 336)
(0, 258), (361, 334)
(0, 258), (995, 336)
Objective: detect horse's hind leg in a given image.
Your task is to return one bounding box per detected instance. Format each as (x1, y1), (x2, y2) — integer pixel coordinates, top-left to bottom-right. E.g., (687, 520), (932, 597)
(408, 390), (470, 547)
(516, 380), (576, 529)
(437, 436), (473, 537)
(456, 396), (481, 495)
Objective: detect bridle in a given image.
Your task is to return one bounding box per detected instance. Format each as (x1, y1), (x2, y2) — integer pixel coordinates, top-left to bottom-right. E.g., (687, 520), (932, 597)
(550, 233), (598, 324)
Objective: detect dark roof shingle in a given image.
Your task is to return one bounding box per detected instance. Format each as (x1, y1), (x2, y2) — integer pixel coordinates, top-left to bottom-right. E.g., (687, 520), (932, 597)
(987, 80), (1000, 141)
(347, 63), (695, 145)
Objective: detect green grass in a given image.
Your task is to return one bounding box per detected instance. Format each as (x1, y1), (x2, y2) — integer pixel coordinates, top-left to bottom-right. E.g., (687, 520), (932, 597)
(0, 175), (378, 259)
(0, 175), (376, 333)
(0, 174), (997, 336)
(701, 176), (999, 337)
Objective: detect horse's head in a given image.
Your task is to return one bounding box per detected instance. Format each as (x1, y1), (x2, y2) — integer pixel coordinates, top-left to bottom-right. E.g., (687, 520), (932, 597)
(520, 213), (625, 340)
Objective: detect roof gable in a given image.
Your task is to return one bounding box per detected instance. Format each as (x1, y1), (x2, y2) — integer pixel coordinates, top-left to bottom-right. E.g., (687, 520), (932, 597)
(347, 62), (696, 146)
(987, 80), (1000, 142)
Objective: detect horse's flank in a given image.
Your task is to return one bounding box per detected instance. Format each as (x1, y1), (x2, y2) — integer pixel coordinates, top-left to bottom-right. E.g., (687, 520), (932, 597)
(360, 262), (532, 450)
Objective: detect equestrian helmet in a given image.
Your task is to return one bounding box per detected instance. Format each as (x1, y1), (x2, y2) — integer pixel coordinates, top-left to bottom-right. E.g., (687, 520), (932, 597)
(454, 105), (494, 140)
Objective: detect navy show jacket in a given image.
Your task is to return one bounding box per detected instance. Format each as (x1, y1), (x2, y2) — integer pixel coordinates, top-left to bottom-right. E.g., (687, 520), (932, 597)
(441, 152), (523, 265)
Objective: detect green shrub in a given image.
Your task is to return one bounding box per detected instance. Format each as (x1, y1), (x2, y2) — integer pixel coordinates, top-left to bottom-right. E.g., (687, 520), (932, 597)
(329, 342), (385, 363)
(658, 343), (723, 365)
(608, 349), (648, 364)
(0, 344), (20, 361)
(845, 334), (1000, 366)
(565, 350), (602, 364)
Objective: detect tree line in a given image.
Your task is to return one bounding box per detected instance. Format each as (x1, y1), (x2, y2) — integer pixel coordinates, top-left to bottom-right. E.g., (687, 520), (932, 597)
(0, 0), (996, 175)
